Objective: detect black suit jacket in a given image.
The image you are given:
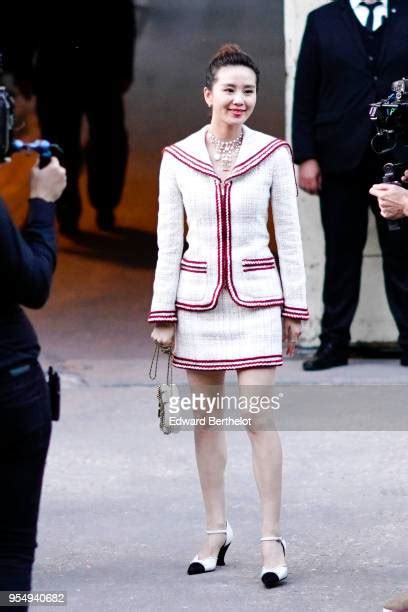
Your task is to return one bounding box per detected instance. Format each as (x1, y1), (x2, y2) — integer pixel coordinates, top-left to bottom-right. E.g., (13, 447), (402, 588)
(292, 0), (408, 173)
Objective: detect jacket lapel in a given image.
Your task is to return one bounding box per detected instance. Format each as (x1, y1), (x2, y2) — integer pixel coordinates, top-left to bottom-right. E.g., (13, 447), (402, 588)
(377, 0), (399, 70)
(228, 127), (286, 181)
(165, 126), (218, 179)
(168, 124), (279, 181)
(339, 0), (371, 72)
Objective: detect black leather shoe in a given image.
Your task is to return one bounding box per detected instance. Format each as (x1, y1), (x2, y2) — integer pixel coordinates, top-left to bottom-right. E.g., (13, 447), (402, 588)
(303, 343), (349, 371)
(401, 351), (408, 366)
(96, 210), (115, 231)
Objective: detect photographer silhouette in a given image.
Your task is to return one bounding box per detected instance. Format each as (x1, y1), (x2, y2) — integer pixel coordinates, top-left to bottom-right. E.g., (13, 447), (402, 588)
(0, 156), (66, 609)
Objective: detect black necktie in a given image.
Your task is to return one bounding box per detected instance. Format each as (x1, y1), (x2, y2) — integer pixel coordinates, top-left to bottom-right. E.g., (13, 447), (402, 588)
(359, 1), (383, 32)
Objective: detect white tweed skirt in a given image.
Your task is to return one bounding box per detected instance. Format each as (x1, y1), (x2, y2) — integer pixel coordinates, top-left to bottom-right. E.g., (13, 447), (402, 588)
(172, 288), (283, 371)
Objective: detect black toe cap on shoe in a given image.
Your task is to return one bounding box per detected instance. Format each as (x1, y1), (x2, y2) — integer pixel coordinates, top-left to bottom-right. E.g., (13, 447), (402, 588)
(262, 571), (285, 588)
(187, 562), (206, 575)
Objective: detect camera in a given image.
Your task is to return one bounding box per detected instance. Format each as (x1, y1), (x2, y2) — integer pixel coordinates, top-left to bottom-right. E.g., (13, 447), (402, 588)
(0, 55), (61, 166)
(370, 78), (408, 156)
(369, 78), (408, 230)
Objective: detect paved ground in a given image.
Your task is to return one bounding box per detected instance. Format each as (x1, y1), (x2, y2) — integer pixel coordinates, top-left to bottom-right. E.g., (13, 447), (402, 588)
(21, 225), (406, 612)
(32, 358), (407, 612)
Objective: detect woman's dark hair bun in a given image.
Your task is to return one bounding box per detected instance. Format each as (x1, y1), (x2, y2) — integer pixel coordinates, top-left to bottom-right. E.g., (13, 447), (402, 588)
(205, 43), (260, 90)
(213, 43), (243, 58)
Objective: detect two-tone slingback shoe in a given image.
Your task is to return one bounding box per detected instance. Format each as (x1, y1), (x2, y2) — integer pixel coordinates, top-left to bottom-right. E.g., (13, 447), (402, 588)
(187, 521), (233, 575)
(260, 535), (288, 588)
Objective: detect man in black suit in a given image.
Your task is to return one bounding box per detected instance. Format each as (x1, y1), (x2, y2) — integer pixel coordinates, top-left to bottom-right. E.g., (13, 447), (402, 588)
(292, 0), (408, 370)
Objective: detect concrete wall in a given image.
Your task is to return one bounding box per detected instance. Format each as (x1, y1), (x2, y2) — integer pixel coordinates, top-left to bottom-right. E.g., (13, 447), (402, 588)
(284, 0), (397, 346)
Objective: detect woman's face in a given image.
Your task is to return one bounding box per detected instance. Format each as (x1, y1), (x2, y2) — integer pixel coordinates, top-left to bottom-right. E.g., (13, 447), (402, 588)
(204, 65), (257, 128)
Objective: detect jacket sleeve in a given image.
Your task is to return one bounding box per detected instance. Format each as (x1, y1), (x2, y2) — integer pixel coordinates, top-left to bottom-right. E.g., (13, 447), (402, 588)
(0, 197), (57, 309)
(292, 12), (321, 165)
(270, 146), (309, 320)
(147, 151), (184, 323)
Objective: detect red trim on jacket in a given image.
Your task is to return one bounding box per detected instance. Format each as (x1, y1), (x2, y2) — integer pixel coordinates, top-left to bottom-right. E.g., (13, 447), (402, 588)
(242, 257), (275, 263)
(147, 309), (178, 323)
(180, 265), (207, 273)
(281, 305), (310, 321)
(165, 138), (303, 312)
(164, 146), (218, 179)
(175, 181), (223, 311)
(225, 182), (285, 308)
(243, 265), (275, 272)
(181, 257), (207, 265)
(171, 144), (213, 170)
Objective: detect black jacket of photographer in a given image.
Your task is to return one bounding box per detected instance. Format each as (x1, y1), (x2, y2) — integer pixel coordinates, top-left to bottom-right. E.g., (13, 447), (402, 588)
(292, 0), (408, 173)
(0, 198), (56, 370)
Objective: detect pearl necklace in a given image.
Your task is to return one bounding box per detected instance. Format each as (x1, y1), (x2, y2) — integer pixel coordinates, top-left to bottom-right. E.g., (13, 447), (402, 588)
(208, 130), (243, 171)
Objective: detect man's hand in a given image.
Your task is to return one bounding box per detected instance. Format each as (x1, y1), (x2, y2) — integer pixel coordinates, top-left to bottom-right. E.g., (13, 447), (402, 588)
(298, 159), (322, 195)
(30, 157), (67, 202)
(369, 183), (408, 220)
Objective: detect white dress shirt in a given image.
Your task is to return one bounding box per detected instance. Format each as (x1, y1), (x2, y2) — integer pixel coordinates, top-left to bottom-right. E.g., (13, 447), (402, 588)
(350, 0), (388, 31)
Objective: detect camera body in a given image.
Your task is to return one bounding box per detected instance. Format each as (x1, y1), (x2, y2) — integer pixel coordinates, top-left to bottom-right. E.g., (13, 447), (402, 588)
(370, 78), (408, 159)
(369, 78), (408, 230)
(0, 75), (61, 165)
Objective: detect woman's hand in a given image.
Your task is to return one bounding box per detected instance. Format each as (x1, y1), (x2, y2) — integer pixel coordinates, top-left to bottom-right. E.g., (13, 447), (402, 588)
(30, 157), (67, 202)
(282, 318), (302, 357)
(150, 322), (176, 351)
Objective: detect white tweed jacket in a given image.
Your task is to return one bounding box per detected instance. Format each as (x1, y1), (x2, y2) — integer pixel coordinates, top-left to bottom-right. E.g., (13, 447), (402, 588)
(148, 124), (309, 323)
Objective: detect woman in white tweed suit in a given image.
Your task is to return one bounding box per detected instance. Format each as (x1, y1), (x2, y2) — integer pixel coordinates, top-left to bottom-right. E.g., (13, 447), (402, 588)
(149, 44), (309, 587)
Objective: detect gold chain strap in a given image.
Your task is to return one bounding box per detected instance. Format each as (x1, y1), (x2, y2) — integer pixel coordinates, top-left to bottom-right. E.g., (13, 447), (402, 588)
(149, 342), (173, 385)
(149, 342), (174, 435)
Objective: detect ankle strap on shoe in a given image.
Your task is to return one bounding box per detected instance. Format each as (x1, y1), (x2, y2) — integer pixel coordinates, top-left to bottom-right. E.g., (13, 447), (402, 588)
(260, 536), (286, 554)
(206, 528), (227, 534)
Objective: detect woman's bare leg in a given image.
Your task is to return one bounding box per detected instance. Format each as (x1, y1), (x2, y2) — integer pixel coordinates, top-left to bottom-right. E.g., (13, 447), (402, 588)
(186, 368), (228, 559)
(237, 366), (285, 568)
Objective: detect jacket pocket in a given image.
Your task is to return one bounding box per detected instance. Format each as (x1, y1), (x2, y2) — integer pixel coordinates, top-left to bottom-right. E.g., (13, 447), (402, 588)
(177, 257), (208, 302)
(236, 255), (282, 300)
(242, 256), (276, 272)
(180, 257), (208, 274)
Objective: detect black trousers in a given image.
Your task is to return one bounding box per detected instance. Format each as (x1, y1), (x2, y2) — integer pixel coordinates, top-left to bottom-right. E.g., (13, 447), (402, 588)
(0, 362), (52, 611)
(319, 150), (408, 350)
(36, 84), (128, 226)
